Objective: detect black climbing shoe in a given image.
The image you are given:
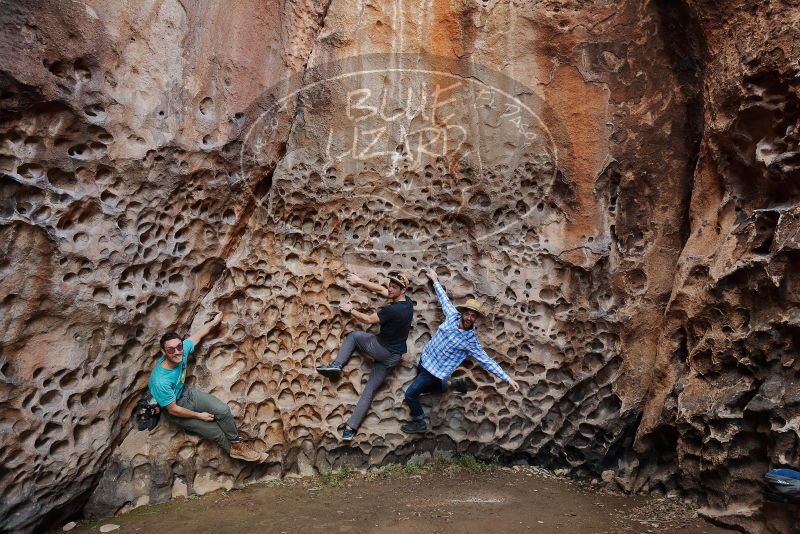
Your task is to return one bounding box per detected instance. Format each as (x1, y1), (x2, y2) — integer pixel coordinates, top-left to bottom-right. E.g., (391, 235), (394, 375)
(401, 419), (428, 434)
(342, 426), (356, 442)
(317, 363), (343, 378)
(448, 378), (470, 394)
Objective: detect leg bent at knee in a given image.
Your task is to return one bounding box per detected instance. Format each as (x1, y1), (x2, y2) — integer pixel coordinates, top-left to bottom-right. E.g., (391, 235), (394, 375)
(211, 401), (233, 419)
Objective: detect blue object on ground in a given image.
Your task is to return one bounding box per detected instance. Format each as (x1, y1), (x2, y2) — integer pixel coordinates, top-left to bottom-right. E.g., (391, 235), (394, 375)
(764, 468), (800, 503)
(769, 469), (800, 480)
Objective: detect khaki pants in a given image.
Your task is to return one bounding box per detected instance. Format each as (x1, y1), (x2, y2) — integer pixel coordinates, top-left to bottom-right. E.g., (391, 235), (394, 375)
(164, 386), (239, 451)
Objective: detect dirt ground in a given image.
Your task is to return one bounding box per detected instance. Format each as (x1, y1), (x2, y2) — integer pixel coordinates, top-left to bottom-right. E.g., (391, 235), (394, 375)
(73, 465), (731, 534)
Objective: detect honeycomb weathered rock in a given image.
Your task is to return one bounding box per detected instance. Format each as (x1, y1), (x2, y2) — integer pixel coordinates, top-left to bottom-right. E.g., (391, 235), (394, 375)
(634, 1), (800, 531)
(1, 0), (798, 532)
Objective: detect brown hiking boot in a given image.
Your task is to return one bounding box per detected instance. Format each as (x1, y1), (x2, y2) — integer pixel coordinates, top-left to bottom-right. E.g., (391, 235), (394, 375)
(229, 441), (263, 462)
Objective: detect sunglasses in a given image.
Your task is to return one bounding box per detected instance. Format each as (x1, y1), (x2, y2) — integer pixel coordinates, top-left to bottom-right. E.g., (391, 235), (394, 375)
(164, 344), (183, 354)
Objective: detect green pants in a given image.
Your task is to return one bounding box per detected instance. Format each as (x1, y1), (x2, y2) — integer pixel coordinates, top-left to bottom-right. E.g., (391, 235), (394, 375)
(164, 387), (239, 451)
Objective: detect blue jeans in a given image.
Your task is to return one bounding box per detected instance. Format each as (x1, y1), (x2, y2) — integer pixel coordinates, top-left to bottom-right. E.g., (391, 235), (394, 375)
(404, 365), (448, 420)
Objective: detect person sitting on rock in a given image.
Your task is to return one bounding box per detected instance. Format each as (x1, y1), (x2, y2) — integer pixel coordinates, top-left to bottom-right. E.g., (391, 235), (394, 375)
(401, 268), (520, 433)
(148, 313), (266, 462)
(317, 270), (414, 442)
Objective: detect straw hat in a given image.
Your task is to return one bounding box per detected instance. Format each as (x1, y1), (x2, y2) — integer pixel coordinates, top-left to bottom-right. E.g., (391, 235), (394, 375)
(457, 299), (485, 316)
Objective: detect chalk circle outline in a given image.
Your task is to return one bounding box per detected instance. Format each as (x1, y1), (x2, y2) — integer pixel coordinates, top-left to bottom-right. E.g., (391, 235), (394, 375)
(238, 53), (571, 256)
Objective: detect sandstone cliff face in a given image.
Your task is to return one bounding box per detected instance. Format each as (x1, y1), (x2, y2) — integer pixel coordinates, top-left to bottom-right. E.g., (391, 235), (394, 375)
(0, 0), (797, 532)
(635, 1), (800, 531)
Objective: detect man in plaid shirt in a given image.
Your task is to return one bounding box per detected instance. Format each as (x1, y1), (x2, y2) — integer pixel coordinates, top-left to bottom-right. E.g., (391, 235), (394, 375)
(401, 269), (520, 433)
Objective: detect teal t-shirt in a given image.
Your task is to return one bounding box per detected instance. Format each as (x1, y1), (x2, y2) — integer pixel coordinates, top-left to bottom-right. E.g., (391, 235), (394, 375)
(148, 338), (195, 407)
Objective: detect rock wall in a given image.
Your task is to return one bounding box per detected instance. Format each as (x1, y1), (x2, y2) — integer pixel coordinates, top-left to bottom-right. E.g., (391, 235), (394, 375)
(0, 0), (797, 532)
(635, 1), (800, 531)
(0, 0), (328, 529)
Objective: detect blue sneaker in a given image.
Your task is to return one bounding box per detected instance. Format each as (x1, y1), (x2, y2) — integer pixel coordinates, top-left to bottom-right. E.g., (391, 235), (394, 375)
(342, 426), (356, 442)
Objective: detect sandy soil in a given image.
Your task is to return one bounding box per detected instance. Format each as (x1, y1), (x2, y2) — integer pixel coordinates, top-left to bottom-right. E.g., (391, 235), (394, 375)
(72, 466), (731, 534)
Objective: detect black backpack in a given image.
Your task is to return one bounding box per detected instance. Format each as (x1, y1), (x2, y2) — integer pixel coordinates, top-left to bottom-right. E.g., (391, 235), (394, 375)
(764, 469), (800, 503)
(134, 390), (162, 431)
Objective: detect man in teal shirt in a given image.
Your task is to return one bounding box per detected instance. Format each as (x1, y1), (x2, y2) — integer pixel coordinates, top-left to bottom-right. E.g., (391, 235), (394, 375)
(148, 313), (265, 462)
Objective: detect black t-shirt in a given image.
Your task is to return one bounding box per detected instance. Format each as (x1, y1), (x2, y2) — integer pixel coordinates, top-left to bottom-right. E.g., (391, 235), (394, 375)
(376, 296), (414, 354)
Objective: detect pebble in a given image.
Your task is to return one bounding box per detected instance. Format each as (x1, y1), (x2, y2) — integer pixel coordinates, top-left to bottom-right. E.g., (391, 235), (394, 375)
(62, 522), (76, 532)
(99, 525), (120, 533)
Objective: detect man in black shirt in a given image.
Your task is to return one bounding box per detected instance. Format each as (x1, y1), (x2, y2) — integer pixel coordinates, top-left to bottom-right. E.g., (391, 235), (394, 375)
(317, 270), (414, 441)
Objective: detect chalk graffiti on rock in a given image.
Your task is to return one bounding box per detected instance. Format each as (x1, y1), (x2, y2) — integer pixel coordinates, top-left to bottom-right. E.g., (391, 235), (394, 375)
(322, 83), (471, 170)
(238, 55), (565, 254)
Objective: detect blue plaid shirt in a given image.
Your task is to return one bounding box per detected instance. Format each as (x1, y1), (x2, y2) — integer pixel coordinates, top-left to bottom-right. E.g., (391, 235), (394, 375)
(420, 281), (511, 382)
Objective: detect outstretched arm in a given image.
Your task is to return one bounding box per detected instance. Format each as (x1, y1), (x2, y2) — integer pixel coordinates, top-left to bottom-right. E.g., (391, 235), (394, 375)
(188, 313), (223, 347)
(469, 338), (520, 392)
(339, 299), (380, 324)
(427, 269), (459, 319)
(347, 273), (389, 297)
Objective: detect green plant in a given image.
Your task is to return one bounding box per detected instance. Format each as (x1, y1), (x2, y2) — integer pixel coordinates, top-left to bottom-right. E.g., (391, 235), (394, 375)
(454, 454), (497, 472)
(402, 461), (422, 474)
(426, 454), (455, 473)
(320, 465), (353, 487)
(366, 463), (403, 480)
